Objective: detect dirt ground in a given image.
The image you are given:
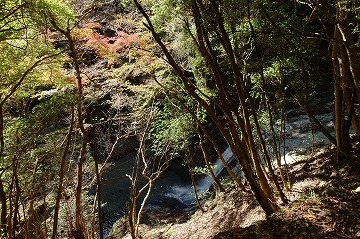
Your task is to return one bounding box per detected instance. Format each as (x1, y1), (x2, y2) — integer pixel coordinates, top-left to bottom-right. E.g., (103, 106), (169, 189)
(108, 145), (360, 239)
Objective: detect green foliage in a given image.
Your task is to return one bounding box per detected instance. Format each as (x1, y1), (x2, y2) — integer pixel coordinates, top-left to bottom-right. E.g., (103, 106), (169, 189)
(193, 164), (219, 176)
(297, 189), (319, 203)
(0, 1), (79, 237)
(219, 176), (237, 189)
(0, 0), (73, 105)
(3, 92), (75, 156)
(31, 0), (75, 29)
(147, 93), (195, 157)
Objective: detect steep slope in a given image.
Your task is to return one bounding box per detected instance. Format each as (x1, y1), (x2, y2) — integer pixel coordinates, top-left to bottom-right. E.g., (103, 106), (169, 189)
(108, 144), (360, 239)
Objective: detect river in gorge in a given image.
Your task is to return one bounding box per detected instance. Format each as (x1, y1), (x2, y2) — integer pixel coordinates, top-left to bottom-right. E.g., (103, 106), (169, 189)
(98, 99), (339, 236)
(97, 146), (236, 235)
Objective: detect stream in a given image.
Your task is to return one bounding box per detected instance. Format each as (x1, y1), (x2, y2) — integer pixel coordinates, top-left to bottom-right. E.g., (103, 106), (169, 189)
(99, 100), (339, 236)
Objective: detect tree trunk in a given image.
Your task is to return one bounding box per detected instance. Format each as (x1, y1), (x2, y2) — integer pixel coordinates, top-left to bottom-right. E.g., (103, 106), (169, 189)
(185, 148), (205, 212)
(50, 19), (88, 238)
(52, 106), (75, 239)
(93, 131), (104, 239)
(198, 131), (225, 193)
(133, 0), (278, 215)
(12, 156), (20, 238)
(337, 21), (360, 104)
(332, 25), (348, 156)
(0, 179), (7, 230)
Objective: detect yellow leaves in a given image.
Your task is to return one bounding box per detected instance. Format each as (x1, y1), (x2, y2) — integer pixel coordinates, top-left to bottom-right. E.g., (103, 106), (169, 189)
(82, 22), (102, 29)
(71, 28), (93, 41)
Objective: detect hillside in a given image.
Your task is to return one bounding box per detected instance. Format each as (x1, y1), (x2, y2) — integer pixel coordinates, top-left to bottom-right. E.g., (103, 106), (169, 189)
(2, 1), (360, 239)
(108, 144), (360, 239)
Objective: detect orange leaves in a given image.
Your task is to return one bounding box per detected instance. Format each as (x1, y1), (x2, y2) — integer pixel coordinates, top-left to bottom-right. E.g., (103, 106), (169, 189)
(72, 21), (149, 65)
(112, 31), (141, 51)
(82, 22), (101, 29)
(87, 30), (139, 54)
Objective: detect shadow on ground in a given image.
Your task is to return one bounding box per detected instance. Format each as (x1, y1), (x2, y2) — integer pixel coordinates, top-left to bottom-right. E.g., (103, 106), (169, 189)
(214, 145), (360, 239)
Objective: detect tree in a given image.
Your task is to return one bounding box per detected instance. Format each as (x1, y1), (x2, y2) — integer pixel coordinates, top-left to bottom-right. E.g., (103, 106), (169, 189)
(134, 0), (280, 215)
(126, 112), (170, 239)
(300, 0), (360, 157)
(0, 1), (74, 237)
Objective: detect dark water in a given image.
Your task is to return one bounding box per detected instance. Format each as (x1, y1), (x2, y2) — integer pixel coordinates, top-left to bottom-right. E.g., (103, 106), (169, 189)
(98, 154), (192, 235)
(99, 101), (338, 236)
(98, 147), (235, 236)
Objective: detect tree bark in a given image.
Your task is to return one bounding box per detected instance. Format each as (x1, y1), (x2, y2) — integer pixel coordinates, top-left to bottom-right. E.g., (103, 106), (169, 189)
(52, 106), (75, 239)
(332, 25), (348, 156)
(0, 179), (7, 230)
(185, 147), (205, 212)
(133, 0), (278, 215)
(50, 19), (88, 238)
(197, 130), (225, 193)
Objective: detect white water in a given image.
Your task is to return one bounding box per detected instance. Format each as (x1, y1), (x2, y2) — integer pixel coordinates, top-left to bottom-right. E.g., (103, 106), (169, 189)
(164, 106), (339, 205)
(280, 110), (337, 165)
(164, 147), (235, 205)
(101, 101), (339, 235)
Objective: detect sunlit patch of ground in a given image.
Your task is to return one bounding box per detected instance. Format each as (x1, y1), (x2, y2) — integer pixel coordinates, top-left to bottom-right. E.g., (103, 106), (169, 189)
(108, 144), (360, 239)
(129, 189), (265, 239)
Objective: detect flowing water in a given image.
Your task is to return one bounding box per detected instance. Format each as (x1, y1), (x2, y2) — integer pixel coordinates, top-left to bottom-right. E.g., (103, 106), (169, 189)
(163, 147), (235, 205)
(100, 101), (338, 235)
(99, 146), (236, 235)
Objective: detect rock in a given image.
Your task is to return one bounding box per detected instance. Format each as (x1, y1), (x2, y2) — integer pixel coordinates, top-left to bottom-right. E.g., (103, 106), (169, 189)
(106, 216), (128, 239)
(353, 186), (360, 193)
(94, 22), (117, 37)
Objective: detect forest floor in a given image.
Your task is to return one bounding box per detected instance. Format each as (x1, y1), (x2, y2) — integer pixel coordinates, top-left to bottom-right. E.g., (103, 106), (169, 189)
(108, 143), (360, 239)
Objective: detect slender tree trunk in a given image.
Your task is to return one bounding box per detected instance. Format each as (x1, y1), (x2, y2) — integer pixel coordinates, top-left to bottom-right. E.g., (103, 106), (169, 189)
(332, 25), (348, 156)
(7, 178), (13, 239)
(246, 75), (288, 202)
(0, 106), (4, 157)
(339, 42), (351, 147)
(12, 156), (20, 238)
(281, 105), (291, 188)
(0, 108), (6, 230)
(185, 148), (205, 212)
(337, 21), (360, 103)
(93, 131), (104, 239)
(52, 106), (75, 239)
(198, 131), (225, 192)
(0, 179), (6, 230)
(199, 128), (246, 191)
(25, 158), (41, 239)
(50, 19), (88, 238)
